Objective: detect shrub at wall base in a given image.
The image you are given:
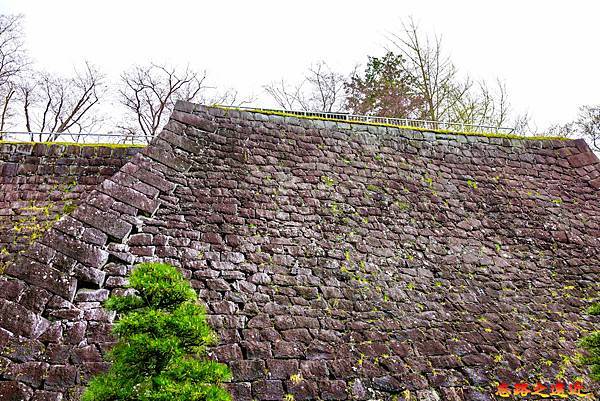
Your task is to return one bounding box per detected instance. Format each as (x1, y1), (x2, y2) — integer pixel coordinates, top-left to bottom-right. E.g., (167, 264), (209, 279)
(81, 262), (232, 401)
(580, 303), (600, 381)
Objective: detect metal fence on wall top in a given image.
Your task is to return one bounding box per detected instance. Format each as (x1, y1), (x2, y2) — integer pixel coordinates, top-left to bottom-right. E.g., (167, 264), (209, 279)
(0, 131), (149, 145)
(0, 107), (516, 144)
(236, 107), (516, 135)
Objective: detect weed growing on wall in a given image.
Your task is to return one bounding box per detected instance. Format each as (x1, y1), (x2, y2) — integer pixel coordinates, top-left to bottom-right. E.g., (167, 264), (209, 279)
(82, 262), (232, 401)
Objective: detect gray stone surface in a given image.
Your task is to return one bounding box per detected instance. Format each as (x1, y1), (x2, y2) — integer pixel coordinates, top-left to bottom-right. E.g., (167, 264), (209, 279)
(0, 102), (599, 400)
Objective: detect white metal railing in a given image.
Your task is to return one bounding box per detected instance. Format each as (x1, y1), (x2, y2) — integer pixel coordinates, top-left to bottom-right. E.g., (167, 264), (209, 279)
(237, 107), (516, 134)
(0, 107), (516, 145)
(0, 131), (149, 145)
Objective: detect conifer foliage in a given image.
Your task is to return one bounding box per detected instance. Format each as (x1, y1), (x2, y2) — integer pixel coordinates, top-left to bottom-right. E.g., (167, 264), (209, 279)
(82, 262), (232, 401)
(580, 303), (600, 381)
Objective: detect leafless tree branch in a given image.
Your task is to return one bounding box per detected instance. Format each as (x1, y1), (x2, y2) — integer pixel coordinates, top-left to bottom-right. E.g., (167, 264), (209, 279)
(118, 63), (211, 141)
(264, 61), (346, 112)
(15, 62), (105, 141)
(0, 15), (27, 87)
(0, 14), (29, 136)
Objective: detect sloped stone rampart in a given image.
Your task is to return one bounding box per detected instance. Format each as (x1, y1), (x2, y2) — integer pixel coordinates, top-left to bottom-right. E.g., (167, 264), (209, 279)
(0, 103), (598, 400)
(0, 143), (142, 266)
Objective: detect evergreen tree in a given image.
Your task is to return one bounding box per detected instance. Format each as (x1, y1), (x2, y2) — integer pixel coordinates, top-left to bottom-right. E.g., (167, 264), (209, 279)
(580, 303), (600, 381)
(345, 52), (425, 119)
(82, 262), (232, 401)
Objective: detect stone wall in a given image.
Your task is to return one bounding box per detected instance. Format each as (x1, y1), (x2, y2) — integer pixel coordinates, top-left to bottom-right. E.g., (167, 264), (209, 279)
(0, 143), (142, 269)
(0, 103), (598, 401)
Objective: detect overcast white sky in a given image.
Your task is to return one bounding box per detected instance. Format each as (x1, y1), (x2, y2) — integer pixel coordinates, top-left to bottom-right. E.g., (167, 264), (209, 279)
(1, 0), (599, 131)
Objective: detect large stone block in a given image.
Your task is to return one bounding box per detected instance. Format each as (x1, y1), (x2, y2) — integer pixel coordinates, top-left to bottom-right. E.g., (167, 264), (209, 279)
(0, 299), (50, 338)
(41, 231), (108, 270)
(0, 278), (26, 302)
(72, 205), (132, 240)
(171, 110), (218, 133)
(229, 360), (266, 381)
(132, 167), (177, 193)
(5, 259), (76, 301)
(43, 365), (78, 390)
(252, 380), (284, 401)
(30, 390), (63, 401)
(0, 381), (33, 401)
(4, 362), (49, 388)
(161, 129), (204, 154)
(567, 151), (599, 168)
(99, 180), (160, 215)
(142, 145), (192, 173)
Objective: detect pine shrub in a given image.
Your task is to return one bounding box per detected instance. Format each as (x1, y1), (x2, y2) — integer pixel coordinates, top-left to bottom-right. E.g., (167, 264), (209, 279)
(82, 262), (232, 401)
(580, 303), (600, 381)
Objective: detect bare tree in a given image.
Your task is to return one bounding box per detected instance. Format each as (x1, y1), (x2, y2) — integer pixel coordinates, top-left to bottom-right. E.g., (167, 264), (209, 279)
(0, 15), (27, 87)
(0, 81), (16, 131)
(118, 63), (216, 141)
(449, 79), (516, 127)
(263, 79), (302, 111)
(548, 105), (600, 150)
(576, 105), (600, 151)
(385, 18), (532, 132)
(266, 20), (526, 134)
(264, 61), (346, 112)
(17, 62), (105, 141)
(0, 14), (28, 136)
(512, 112), (535, 136)
(388, 18), (469, 122)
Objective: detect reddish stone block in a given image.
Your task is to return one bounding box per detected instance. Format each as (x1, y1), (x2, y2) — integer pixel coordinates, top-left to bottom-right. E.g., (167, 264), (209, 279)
(0, 278), (26, 302)
(40, 230), (108, 270)
(171, 110), (218, 133)
(266, 359), (298, 379)
(273, 341), (305, 359)
(72, 265), (106, 287)
(226, 382), (252, 401)
(127, 233), (153, 246)
(31, 390), (64, 401)
(229, 360), (266, 381)
(129, 246), (155, 257)
(0, 381), (33, 401)
(161, 129), (204, 154)
(43, 365), (78, 390)
(567, 151), (599, 168)
(4, 361), (49, 388)
(132, 167), (177, 193)
(319, 380), (348, 400)
(142, 144), (191, 173)
(252, 380), (284, 401)
(99, 180), (159, 215)
(0, 298), (49, 339)
(72, 205), (132, 240)
(202, 232), (223, 245)
(287, 379), (319, 400)
(71, 345), (102, 364)
(74, 289), (109, 303)
(1, 162), (18, 176)
(19, 287), (51, 315)
(213, 343), (243, 362)
(241, 341), (273, 360)
(79, 362), (110, 382)
(417, 340), (447, 356)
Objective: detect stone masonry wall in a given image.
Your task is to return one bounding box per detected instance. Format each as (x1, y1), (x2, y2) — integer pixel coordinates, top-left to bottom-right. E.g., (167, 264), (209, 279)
(0, 103), (598, 401)
(0, 143), (142, 269)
